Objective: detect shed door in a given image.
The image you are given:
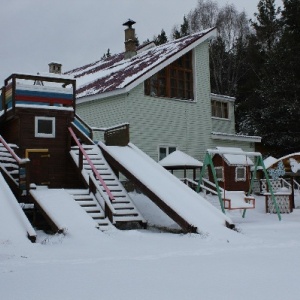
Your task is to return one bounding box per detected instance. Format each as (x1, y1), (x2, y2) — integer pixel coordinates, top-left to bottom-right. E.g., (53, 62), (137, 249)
(27, 150), (50, 186)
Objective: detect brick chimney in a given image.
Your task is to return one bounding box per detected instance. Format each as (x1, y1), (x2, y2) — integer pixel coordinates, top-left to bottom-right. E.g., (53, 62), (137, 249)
(48, 62), (62, 74)
(123, 19), (137, 59)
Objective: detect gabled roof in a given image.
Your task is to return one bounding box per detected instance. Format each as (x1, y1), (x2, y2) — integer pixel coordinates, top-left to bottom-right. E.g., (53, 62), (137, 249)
(215, 147), (254, 166)
(65, 28), (216, 101)
(159, 150), (203, 168)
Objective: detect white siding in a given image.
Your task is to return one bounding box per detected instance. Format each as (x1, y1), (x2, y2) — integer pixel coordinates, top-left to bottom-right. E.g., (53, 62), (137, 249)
(211, 101), (236, 134)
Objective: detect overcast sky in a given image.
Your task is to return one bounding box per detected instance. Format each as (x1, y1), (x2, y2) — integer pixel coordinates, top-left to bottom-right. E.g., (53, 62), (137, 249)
(0, 0), (282, 84)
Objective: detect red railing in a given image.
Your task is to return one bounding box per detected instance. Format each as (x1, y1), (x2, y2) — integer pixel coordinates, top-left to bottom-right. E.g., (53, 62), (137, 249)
(0, 135), (29, 198)
(68, 127), (115, 202)
(0, 135), (24, 163)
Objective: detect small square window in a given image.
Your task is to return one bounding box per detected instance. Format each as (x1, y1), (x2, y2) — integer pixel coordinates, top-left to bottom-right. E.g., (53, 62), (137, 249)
(35, 117), (55, 138)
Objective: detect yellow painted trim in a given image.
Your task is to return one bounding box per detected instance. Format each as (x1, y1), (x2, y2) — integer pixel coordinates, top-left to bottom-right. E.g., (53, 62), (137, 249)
(25, 149), (49, 158)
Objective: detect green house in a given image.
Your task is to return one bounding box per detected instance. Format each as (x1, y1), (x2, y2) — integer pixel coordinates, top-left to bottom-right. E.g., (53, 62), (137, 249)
(66, 23), (260, 163)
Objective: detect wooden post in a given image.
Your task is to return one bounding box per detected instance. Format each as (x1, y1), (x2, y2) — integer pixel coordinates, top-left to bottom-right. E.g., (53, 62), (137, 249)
(291, 175), (295, 209)
(79, 150), (83, 171)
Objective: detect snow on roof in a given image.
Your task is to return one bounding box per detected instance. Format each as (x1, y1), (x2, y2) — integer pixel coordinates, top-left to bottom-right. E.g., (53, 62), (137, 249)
(263, 152), (300, 170)
(159, 150), (203, 168)
(263, 156), (278, 169)
(215, 147), (254, 166)
(65, 28), (215, 99)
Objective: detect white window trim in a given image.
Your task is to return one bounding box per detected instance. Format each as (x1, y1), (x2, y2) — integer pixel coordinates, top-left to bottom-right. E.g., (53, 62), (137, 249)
(215, 166), (224, 182)
(211, 100), (230, 120)
(35, 116), (56, 138)
(158, 145), (177, 161)
(235, 166), (246, 182)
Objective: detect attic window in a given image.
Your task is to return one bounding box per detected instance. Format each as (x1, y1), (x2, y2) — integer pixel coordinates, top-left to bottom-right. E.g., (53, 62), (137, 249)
(35, 117), (55, 138)
(145, 51), (194, 101)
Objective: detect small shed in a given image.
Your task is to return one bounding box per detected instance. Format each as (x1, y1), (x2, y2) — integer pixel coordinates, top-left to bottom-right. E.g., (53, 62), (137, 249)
(209, 147), (254, 192)
(159, 150), (203, 183)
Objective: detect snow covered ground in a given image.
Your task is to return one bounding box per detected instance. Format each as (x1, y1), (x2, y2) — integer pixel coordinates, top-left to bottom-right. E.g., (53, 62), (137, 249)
(1, 192), (300, 300)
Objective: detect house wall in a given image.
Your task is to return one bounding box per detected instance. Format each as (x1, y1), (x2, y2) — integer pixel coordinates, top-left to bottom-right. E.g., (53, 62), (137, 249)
(77, 42), (213, 162)
(211, 101), (235, 134)
(76, 94), (128, 141)
(76, 41), (256, 163)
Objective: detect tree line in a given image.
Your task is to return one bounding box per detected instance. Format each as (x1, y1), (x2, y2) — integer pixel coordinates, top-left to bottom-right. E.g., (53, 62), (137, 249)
(152, 0), (300, 158)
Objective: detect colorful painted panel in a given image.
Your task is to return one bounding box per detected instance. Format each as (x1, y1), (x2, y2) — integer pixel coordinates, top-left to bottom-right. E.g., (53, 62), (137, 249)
(5, 84), (13, 106)
(15, 86), (73, 107)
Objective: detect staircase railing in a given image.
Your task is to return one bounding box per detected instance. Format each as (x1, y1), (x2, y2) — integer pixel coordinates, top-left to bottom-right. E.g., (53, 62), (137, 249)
(294, 179), (300, 192)
(200, 178), (224, 195)
(0, 135), (30, 198)
(88, 173), (116, 223)
(68, 127), (115, 201)
(68, 127), (116, 221)
(74, 113), (94, 140)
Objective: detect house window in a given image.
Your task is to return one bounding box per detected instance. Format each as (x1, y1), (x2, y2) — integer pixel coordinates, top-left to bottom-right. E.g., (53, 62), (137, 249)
(35, 117), (55, 138)
(145, 51), (194, 101)
(235, 167), (246, 181)
(211, 100), (229, 119)
(159, 146), (177, 161)
(215, 167), (224, 181)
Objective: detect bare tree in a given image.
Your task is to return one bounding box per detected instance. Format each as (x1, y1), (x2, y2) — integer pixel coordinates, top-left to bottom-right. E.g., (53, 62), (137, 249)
(185, 0), (251, 96)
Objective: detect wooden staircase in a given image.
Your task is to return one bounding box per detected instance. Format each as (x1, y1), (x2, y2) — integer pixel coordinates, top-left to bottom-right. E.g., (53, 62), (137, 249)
(66, 188), (113, 231)
(70, 144), (147, 229)
(0, 143), (20, 184)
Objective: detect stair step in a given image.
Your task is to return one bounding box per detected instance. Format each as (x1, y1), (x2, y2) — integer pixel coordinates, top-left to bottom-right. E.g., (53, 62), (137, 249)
(84, 207), (101, 213)
(76, 200), (96, 206)
(113, 209), (139, 216)
(69, 145), (146, 227)
(89, 212), (105, 218)
(73, 194), (94, 200)
(113, 203), (134, 209)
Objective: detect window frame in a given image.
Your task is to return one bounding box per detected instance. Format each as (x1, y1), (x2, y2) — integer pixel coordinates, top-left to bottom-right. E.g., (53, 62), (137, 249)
(145, 51), (194, 101)
(158, 145), (177, 161)
(215, 167), (224, 182)
(35, 116), (56, 138)
(211, 100), (229, 119)
(235, 166), (246, 182)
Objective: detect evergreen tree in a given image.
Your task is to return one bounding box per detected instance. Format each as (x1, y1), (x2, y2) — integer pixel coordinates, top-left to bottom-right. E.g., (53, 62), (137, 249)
(155, 29), (168, 45)
(171, 15), (190, 39)
(102, 48), (111, 59)
(238, 0), (300, 156)
(251, 0), (281, 51)
(180, 15), (190, 37)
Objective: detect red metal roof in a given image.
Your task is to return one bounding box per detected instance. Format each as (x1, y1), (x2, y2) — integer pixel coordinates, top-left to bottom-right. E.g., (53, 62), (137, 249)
(65, 28), (215, 99)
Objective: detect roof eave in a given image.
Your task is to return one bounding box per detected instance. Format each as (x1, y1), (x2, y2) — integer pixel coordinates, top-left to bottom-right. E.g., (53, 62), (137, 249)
(211, 132), (262, 143)
(76, 87), (128, 105)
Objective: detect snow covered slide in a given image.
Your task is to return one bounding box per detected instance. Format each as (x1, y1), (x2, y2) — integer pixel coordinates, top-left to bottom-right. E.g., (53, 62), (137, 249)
(30, 188), (100, 236)
(0, 173), (36, 243)
(99, 142), (234, 234)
